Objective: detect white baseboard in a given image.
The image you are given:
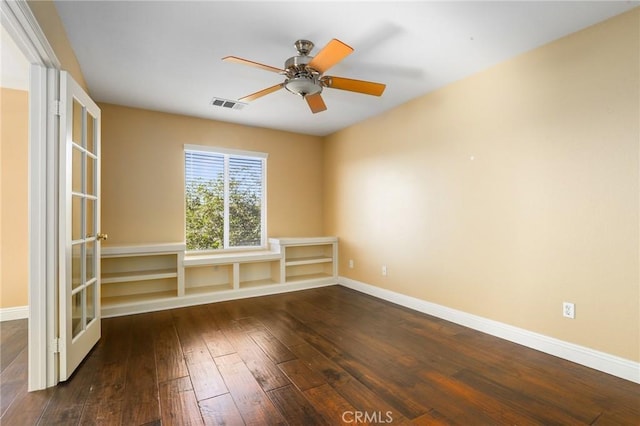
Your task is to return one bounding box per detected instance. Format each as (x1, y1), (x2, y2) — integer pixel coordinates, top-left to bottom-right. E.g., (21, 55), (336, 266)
(339, 277), (640, 384)
(0, 305), (28, 322)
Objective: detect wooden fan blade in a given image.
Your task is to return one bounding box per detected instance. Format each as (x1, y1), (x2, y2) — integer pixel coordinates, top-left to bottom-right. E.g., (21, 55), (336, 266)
(222, 56), (284, 73)
(238, 83), (284, 102)
(308, 39), (353, 73)
(305, 93), (327, 114)
(324, 76), (386, 96)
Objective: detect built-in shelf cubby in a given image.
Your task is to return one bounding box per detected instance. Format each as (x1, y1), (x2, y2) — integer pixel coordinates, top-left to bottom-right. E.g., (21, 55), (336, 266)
(278, 238), (337, 283)
(184, 264), (234, 295)
(100, 243), (185, 314)
(239, 260), (281, 288)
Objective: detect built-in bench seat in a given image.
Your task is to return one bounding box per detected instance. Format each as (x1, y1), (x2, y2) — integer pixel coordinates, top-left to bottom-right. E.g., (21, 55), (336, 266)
(183, 250), (282, 267)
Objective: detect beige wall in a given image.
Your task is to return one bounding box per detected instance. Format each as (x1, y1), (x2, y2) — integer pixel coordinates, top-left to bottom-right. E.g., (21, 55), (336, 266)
(0, 88), (29, 308)
(27, 0), (88, 91)
(100, 104), (324, 245)
(324, 9), (640, 362)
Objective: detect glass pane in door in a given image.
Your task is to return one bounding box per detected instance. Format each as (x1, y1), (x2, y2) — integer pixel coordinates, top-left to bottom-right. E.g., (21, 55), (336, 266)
(86, 241), (95, 282)
(87, 112), (95, 154)
(86, 199), (95, 238)
(72, 243), (82, 290)
(72, 147), (83, 193)
(87, 156), (95, 196)
(85, 284), (95, 326)
(72, 196), (83, 241)
(72, 98), (84, 146)
(72, 290), (83, 338)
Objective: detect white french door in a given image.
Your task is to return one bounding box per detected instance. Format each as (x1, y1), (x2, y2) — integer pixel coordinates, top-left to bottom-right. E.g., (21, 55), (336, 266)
(58, 71), (102, 380)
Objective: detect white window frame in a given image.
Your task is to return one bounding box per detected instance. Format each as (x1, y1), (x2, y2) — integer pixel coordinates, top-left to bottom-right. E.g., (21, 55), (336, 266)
(184, 144), (267, 252)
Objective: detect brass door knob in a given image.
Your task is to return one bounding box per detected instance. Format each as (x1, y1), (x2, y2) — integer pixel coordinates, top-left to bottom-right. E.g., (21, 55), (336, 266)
(97, 233), (108, 241)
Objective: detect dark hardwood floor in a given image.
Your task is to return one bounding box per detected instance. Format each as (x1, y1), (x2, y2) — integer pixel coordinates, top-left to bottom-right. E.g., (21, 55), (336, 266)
(1, 285), (639, 425)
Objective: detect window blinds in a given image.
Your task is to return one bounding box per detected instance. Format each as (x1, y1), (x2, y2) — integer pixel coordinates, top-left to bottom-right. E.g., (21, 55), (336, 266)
(185, 148), (265, 249)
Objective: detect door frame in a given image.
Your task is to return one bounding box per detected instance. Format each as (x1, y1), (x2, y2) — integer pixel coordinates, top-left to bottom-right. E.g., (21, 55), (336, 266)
(1, 0), (61, 390)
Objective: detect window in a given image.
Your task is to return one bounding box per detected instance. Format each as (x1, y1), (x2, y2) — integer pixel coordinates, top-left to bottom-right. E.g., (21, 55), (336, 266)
(185, 145), (267, 251)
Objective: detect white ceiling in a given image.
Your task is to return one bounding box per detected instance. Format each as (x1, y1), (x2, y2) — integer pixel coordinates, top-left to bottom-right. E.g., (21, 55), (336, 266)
(54, 1), (637, 136)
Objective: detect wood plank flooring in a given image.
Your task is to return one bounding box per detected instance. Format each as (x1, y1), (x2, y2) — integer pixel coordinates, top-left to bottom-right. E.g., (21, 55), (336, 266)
(1, 286), (639, 425)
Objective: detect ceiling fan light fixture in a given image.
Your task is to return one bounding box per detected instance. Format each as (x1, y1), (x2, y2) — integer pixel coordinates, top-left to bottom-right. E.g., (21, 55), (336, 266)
(284, 76), (322, 97)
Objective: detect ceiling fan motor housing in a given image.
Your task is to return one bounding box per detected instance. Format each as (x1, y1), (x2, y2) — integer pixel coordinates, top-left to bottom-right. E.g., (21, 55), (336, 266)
(284, 46), (322, 97)
(284, 54), (315, 73)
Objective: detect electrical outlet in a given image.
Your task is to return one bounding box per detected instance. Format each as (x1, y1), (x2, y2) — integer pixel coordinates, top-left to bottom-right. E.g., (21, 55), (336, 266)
(563, 302), (575, 319)
(348, 259), (354, 269)
(381, 265), (387, 276)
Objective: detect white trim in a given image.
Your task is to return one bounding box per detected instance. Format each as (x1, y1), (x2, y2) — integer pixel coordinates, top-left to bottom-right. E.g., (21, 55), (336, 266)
(260, 156), (267, 248)
(0, 0), (60, 67)
(223, 155), (230, 248)
(269, 236), (338, 246)
(102, 242), (186, 257)
(184, 144), (268, 159)
(0, 306), (29, 321)
(45, 68), (60, 389)
(339, 277), (640, 384)
(29, 64), (50, 391)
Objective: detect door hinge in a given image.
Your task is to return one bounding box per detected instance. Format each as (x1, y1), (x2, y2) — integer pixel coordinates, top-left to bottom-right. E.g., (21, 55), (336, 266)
(51, 100), (62, 116)
(51, 338), (60, 354)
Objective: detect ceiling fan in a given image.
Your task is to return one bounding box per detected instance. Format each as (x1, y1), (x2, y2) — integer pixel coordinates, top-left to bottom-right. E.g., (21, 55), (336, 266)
(222, 39), (386, 113)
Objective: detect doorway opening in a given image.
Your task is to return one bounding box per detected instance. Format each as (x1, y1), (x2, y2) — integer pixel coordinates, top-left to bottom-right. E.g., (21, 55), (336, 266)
(0, 18), (30, 321)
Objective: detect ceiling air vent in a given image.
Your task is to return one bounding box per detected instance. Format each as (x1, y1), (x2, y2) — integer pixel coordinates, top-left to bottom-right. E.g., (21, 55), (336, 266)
(210, 97), (247, 110)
